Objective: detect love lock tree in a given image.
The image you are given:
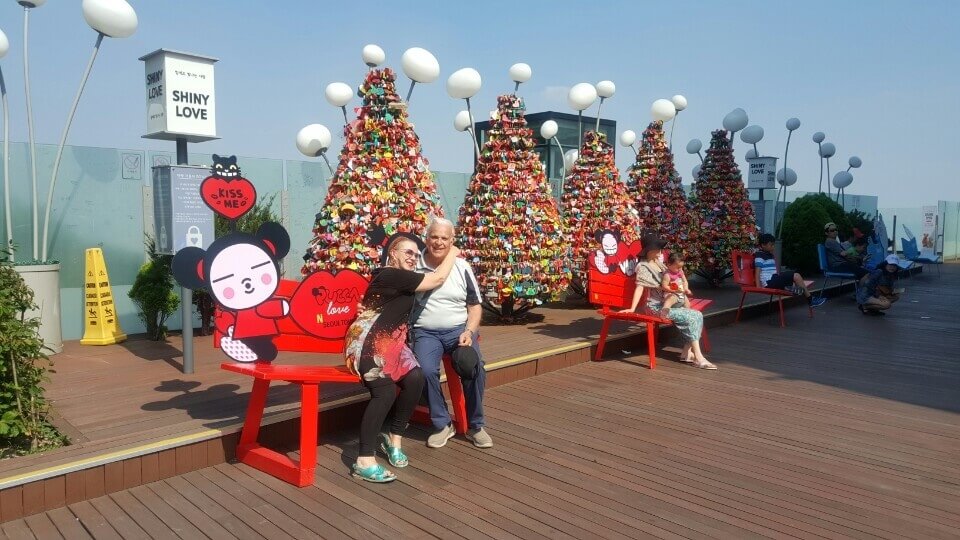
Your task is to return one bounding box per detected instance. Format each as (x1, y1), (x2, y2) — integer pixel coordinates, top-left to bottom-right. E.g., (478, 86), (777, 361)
(626, 120), (701, 266)
(457, 94), (571, 321)
(301, 67), (445, 277)
(689, 129), (757, 285)
(561, 130), (641, 296)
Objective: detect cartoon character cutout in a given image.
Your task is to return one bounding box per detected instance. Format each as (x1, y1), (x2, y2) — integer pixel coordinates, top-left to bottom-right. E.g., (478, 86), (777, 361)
(592, 229), (640, 275)
(173, 222), (292, 362)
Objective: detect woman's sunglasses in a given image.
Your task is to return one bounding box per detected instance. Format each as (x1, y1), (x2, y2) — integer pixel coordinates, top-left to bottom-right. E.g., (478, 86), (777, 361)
(394, 248), (419, 259)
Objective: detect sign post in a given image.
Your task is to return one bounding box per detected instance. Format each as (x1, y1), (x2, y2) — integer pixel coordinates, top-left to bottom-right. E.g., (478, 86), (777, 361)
(746, 156), (778, 233)
(141, 49), (218, 374)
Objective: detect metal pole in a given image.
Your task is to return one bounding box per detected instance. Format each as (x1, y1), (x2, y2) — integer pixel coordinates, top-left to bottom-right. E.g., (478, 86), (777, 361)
(595, 98), (604, 133)
(177, 137), (194, 375)
(405, 80), (416, 103)
(41, 33), (105, 262)
(23, 7), (39, 259)
(552, 136), (565, 196)
(340, 105), (348, 126)
(669, 112), (678, 151)
(817, 143), (823, 193)
(825, 157), (832, 197)
(577, 111), (583, 149)
(319, 152), (334, 177)
(1, 68), (11, 261)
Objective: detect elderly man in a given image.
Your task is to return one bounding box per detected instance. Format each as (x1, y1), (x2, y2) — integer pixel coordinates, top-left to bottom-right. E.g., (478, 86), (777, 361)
(824, 222), (868, 279)
(412, 218), (492, 449)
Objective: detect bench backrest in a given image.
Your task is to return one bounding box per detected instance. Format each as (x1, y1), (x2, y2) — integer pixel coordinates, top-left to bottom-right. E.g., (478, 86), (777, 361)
(731, 251), (755, 287)
(865, 240), (885, 270)
(215, 275), (370, 354)
(901, 237), (920, 259)
(816, 243), (829, 272)
(588, 266), (639, 310)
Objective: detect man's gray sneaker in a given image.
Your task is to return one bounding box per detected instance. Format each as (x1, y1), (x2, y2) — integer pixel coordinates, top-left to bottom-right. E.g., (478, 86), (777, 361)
(426, 423), (455, 448)
(465, 428), (493, 449)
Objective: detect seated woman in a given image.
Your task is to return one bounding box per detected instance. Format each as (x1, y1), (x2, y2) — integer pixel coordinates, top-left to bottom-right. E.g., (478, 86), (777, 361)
(856, 255), (902, 316)
(619, 235), (716, 370)
(344, 233), (460, 483)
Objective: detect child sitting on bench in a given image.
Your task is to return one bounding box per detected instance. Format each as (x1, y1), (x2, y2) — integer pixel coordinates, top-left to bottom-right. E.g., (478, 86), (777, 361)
(659, 252), (692, 315)
(755, 234), (826, 307)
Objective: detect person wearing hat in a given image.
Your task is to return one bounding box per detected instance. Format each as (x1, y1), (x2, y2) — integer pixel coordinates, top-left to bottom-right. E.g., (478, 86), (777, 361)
(412, 218), (492, 449)
(856, 254), (903, 315)
(344, 232), (461, 483)
(619, 234), (716, 369)
(824, 222), (868, 279)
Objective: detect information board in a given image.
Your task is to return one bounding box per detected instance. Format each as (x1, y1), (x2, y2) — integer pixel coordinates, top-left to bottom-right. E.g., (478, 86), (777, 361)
(153, 165), (215, 255)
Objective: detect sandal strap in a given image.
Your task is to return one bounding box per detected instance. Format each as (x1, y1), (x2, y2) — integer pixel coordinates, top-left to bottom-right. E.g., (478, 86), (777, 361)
(353, 463), (394, 481)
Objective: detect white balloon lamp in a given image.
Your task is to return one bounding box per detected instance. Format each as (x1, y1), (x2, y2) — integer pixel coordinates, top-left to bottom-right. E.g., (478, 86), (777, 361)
(740, 124), (764, 157)
(778, 117), (801, 239)
(296, 123), (335, 175)
(812, 131), (826, 192)
(41, 0), (139, 262)
(454, 110), (480, 159)
(568, 83), (598, 148)
(651, 99), (676, 122)
(540, 120), (566, 179)
(777, 168), (798, 186)
(671, 95), (687, 111)
(509, 62), (531, 92)
(686, 138), (703, 163)
(594, 80), (615, 131)
(447, 68), (483, 161)
(692, 164), (702, 179)
(619, 130), (637, 156)
(833, 170), (854, 208)
(722, 108), (749, 143)
(820, 142), (836, 196)
(325, 82), (353, 124)
(847, 156), (862, 171)
(362, 44), (385, 68)
(400, 47), (439, 102)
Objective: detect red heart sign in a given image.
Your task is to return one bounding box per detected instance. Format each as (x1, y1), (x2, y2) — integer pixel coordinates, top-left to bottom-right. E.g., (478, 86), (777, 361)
(288, 270), (369, 339)
(200, 176), (257, 221)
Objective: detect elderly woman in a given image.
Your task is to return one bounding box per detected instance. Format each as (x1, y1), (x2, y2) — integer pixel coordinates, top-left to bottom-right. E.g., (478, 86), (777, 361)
(619, 235), (716, 370)
(344, 232), (460, 482)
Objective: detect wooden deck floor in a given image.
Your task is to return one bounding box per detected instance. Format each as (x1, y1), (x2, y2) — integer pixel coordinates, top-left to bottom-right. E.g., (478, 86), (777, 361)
(5, 266), (958, 538)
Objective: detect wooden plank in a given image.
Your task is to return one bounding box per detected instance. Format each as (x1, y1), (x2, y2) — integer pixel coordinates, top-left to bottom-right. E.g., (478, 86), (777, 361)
(174, 445), (193, 476)
(45, 507), (92, 540)
(157, 448), (176, 480)
(127, 484), (206, 539)
(21, 481), (44, 517)
(196, 467), (318, 540)
(83, 466), (105, 499)
(103, 461), (123, 494)
(1, 518), (36, 539)
(139, 453), (159, 484)
(178, 471), (294, 540)
(122, 457), (142, 490)
(108, 491), (178, 540)
(24, 511), (63, 539)
(64, 472), (85, 506)
(1, 486), (24, 522)
(145, 480), (235, 540)
(42, 476), (66, 514)
(88, 495), (151, 540)
(68, 500), (122, 539)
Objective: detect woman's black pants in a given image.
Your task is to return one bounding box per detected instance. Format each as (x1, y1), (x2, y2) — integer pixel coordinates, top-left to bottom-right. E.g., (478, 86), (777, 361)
(358, 367), (425, 457)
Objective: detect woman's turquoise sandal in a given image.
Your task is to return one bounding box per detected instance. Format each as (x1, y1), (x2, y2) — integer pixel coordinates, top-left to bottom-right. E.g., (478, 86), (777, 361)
(351, 462), (396, 483)
(379, 433), (409, 468)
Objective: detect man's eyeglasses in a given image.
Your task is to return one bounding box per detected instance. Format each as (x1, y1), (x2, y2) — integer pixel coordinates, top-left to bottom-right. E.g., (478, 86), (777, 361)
(395, 248), (418, 259)
(826, 228), (837, 233)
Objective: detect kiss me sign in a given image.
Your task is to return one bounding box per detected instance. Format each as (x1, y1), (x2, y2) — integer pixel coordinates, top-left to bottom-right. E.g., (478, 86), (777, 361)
(200, 176), (257, 221)
(289, 270), (368, 339)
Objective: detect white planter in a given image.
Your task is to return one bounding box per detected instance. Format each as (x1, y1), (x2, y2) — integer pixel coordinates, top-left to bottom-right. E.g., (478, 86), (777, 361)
(14, 263), (63, 355)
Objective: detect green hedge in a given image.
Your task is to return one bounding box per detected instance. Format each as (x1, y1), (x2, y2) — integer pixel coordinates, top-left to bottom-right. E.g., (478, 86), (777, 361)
(780, 193), (851, 274)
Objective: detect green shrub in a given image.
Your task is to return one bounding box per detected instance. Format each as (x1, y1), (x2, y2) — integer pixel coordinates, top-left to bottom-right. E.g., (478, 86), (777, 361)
(0, 247), (67, 457)
(780, 194), (844, 274)
(129, 237), (180, 340)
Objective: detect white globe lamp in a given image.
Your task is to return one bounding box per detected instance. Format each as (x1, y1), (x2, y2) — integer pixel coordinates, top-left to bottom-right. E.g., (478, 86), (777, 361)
(509, 63), (532, 89)
(671, 94), (687, 111)
(296, 124), (335, 176)
(619, 130), (637, 156)
(82, 0), (138, 38)
(651, 99), (676, 122)
(540, 120), (558, 140)
(400, 47), (439, 102)
(362, 44), (385, 67)
(325, 82), (353, 124)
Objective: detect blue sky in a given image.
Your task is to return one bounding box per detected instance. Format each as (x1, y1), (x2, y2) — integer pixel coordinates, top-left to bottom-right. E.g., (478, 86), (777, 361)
(1, 0), (957, 207)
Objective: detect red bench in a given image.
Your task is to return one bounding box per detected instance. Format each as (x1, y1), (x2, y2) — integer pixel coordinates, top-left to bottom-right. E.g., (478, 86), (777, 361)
(217, 277), (467, 487)
(732, 251), (813, 327)
(589, 263), (712, 369)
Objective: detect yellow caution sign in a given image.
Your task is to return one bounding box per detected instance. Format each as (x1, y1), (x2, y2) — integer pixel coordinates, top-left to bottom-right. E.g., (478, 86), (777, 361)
(81, 248), (127, 346)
